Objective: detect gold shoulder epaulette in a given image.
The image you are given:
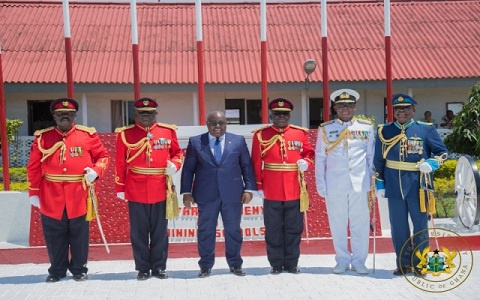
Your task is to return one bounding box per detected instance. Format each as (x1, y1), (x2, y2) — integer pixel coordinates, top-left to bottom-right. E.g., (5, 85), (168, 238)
(290, 124), (309, 131)
(34, 127), (54, 136)
(114, 124), (135, 133)
(356, 118), (372, 125)
(251, 125), (271, 133)
(76, 125), (97, 135)
(319, 120), (334, 127)
(378, 124), (386, 127)
(157, 122), (178, 131)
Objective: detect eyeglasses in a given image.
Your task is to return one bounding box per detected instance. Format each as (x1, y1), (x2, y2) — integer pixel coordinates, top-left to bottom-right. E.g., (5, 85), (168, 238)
(272, 111), (290, 117)
(137, 110), (156, 115)
(336, 103), (355, 109)
(393, 106), (413, 112)
(53, 111), (76, 117)
(207, 121), (227, 126)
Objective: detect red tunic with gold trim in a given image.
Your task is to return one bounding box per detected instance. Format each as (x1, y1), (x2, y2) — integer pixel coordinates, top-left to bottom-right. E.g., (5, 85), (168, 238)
(115, 123), (183, 203)
(27, 125), (110, 220)
(251, 125), (314, 201)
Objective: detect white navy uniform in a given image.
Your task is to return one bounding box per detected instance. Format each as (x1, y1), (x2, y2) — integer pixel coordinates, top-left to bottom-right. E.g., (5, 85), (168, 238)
(315, 117), (375, 267)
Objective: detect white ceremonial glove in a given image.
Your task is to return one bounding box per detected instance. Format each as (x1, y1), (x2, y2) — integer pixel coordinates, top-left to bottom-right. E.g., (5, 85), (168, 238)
(84, 167), (98, 183)
(296, 159), (308, 172)
(117, 192), (126, 201)
(317, 189), (327, 198)
(418, 162), (433, 173)
(376, 189), (385, 199)
(30, 196), (40, 208)
(256, 190), (265, 199)
(166, 160), (177, 176)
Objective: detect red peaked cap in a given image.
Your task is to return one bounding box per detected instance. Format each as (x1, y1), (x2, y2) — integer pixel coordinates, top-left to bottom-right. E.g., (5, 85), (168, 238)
(50, 98), (79, 113)
(134, 97), (158, 111)
(268, 98), (294, 112)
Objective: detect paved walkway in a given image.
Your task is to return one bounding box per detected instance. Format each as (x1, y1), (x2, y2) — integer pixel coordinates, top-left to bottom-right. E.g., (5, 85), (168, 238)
(1, 218), (479, 299)
(0, 251), (478, 300)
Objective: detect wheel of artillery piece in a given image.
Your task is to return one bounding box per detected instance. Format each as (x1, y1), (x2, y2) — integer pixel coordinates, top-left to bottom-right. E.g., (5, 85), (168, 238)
(455, 155), (480, 228)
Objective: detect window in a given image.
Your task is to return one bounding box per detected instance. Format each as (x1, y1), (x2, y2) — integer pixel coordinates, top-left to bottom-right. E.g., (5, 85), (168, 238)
(111, 100), (134, 131)
(309, 97), (324, 128)
(27, 100), (55, 135)
(446, 102), (463, 115)
(225, 99), (262, 125)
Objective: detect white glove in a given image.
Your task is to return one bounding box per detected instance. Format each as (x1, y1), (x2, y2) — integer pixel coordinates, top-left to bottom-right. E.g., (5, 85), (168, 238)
(418, 162), (433, 173)
(166, 160), (177, 176)
(317, 189), (327, 198)
(256, 190), (265, 198)
(296, 159), (308, 172)
(376, 189), (385, 198)
(117, 192), (126, 201)
(84, 167), (98, 183)
(30, 196), (40, 208)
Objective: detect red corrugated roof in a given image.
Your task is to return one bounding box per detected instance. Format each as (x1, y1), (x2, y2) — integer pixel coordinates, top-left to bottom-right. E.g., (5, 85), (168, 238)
(0, 1), (479, 84)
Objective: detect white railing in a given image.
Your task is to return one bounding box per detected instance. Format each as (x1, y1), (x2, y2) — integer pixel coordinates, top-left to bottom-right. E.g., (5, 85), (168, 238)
(2, 136), (35, 167)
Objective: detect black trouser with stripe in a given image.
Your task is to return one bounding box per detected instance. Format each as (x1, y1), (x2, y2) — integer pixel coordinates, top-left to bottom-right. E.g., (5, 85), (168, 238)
(128, 201), (169, 273)
(263, 199), (304, 269)
(41, 210), (90, 276)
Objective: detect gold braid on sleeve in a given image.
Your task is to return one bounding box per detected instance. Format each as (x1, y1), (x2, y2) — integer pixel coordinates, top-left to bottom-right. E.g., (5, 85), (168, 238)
(120, 131), (152, 166)
(434, 153), (448, 165)
(378, 126), (407, 159)
(258, 130), (286, 158)
(323, 127), (351, 155)
(37, 135), (66, 164)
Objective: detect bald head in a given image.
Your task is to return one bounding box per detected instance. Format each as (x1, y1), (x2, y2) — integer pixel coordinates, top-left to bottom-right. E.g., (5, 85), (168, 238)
(207, 111), (225, 120)
(206, 111), (227, 138)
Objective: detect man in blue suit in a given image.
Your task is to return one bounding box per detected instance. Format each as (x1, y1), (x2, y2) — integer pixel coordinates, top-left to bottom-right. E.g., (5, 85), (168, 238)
(180, 111), (256, 278)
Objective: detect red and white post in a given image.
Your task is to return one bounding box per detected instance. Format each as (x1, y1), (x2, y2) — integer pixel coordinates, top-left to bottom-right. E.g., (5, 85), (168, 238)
(130, 0), (141, 100)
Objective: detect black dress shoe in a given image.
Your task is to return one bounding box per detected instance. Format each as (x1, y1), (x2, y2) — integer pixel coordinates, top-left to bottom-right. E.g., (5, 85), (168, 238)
(413, 268), (426, 277)
(393, 266), (412, 276)
(73, 273), (88, 281)
(270, 267), (282, 275)
(152, 270), (169, 279)
(137, 271), (150, 280)
(198, 267), (211, 278)
(45, 274), (66, 283)
(230, 267), (246, 276)
(286, 266), (301, 274)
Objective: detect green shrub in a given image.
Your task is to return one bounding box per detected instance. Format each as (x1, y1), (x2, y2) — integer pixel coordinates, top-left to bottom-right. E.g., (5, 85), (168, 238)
(0, 167), (27, 183)
(433, 177), (456, 218)
(0, 182), (28, 191)
(434, 160), (456, 179)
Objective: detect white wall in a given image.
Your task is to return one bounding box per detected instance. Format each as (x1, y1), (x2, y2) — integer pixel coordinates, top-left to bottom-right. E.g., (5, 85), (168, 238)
(0, 191), (30, 247)
(5, 86), (473, 135)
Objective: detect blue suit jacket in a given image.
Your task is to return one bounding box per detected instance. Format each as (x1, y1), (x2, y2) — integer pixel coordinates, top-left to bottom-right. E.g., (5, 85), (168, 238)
(374, 120), (448, 199)
(180, 132), (256, 203)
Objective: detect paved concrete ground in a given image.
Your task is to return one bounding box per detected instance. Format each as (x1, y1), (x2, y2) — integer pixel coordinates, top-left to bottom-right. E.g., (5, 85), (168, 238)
(0, 251), (478, 300)
(1, 218), (478, 299)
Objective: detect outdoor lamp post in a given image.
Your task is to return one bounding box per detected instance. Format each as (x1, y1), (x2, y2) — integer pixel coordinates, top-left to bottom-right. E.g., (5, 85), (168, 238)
(303, 59), (317, 90)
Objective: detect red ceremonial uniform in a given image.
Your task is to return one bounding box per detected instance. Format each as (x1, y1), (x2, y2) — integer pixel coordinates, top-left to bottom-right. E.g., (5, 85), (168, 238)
(27, 125), (110, 220)
(115, 122), (183, 203)
(251, 124), (314, 201)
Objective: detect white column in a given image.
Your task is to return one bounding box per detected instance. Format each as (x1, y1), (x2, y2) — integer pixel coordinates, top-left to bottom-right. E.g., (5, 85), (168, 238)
(81, 93), (88, 126)
(192, 92), (199, 125)
(408, 88), (413, 97)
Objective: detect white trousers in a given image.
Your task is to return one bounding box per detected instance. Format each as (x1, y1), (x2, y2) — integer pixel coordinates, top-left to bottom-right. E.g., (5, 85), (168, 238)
(325, 191), (370, 266)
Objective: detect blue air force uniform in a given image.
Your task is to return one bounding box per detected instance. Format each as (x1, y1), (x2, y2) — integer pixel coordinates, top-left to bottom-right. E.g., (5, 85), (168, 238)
(374, 94), (448, 271)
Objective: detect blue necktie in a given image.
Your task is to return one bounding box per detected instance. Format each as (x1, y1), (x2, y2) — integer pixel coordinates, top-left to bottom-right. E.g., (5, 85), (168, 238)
(214, 137), (222, 163)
